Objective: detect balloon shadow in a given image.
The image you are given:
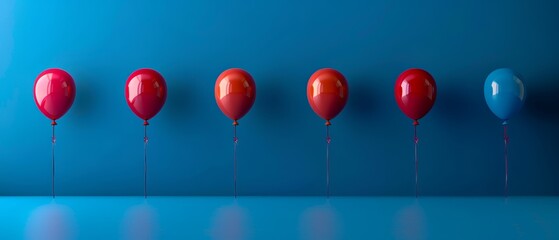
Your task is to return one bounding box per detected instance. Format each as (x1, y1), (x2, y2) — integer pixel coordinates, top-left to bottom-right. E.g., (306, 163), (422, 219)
(252, 77), (294, 125)
(343, 77), (379, 123)
(121, 202), (159, 240)
(299, 202), (340, 240)
(209, 202), (251, 240)
(160, 74), (201, 126)
(523, 77), (559, 124)
(429, 80), (479, 125)
(25, 202), (76, 240)
(68, 73), (98, 125)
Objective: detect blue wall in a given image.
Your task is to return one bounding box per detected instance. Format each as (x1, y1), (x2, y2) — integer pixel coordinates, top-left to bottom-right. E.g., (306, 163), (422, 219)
(1, 0), (558, 196)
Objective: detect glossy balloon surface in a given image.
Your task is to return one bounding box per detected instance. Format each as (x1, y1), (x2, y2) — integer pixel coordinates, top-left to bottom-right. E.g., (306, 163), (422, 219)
(394, 68), (437, 123)
(307, 68), (349, 123)
(125, 69), (167, 121)
(484, 68), (525, 122)
(214, 68), (256, 122)
(33, 68), (76, 121)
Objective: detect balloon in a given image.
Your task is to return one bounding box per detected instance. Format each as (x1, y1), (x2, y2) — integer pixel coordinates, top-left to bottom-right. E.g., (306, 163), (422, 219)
(125, 69), (167, 125)
(307, 68), (349, 125)
(484, 68), (525, 124)
(394, 68), (437, 125)
(215, 68), (256, 125)
(33, 68), (76, 124)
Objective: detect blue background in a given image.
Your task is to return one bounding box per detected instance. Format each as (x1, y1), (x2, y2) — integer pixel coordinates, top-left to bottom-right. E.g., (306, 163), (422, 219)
(1, 0), (558, 196)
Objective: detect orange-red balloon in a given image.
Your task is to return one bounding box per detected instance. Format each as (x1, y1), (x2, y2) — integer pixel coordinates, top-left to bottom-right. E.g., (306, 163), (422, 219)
(215, 68), (256, 125)
(307, 68), (349, 125)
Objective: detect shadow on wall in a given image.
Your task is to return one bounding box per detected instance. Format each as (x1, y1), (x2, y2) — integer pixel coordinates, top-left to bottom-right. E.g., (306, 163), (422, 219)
(343, 76), (381, 123)
(252, 75), (297, 125)
(524, 75), (559, 126)
(69, 72), (98, 126)
(161, 73), (204, 126)
(430, 79), (483, 126)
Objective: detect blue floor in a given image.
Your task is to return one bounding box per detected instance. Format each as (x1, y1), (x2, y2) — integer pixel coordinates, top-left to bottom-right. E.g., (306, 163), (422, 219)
(1, 197), (557, 239)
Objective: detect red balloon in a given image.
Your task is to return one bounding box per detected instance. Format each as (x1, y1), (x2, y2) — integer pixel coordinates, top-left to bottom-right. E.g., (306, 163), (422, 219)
(214, 68), (256, 125)
(125, 69), (167, 125)
(394, 68), (437, 125)
(33, 68), (76, 124)
(307, 68), (349, 125)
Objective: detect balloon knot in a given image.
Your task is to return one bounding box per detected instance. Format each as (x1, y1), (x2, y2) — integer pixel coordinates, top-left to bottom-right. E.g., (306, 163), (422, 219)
(502, 120), (508, 126)
(233, 136), (239, 144)
(143, 120), (149, 126)
(51, 120), (57, 126)
(325, 120), (331, 126)
(413, 120), (419, 126)
(233, 120), (239, 126)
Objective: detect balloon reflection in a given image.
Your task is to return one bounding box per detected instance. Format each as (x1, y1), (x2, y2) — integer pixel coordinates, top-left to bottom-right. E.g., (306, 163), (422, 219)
(300, 203), (340, 240)
(210, 203), (251, 240)
(25, 202), (76, 240)
(122, 203), (159, 240)
(393, 201), (426, 240)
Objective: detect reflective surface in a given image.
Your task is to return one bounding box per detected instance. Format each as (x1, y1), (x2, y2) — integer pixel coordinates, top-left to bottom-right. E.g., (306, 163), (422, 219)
(0, 197), (557, 240)
(394, 69), (437, 124)
(214, 68), (256, 123)
(306, 68), (349, 124)
(484, 68), (526, 122)
(125, 69), (167, 122)
(33, 69), (76, 121)
(25, 203), (76, 240)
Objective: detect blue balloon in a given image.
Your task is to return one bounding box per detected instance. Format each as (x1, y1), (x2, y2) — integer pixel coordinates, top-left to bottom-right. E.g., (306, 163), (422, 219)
(484, 68), (526, 124)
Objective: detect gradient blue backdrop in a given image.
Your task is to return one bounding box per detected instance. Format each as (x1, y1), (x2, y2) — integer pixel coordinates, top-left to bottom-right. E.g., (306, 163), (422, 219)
(1, 0), (558, 196)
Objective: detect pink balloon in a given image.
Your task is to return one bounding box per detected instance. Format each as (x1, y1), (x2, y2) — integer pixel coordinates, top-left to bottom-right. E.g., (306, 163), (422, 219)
(33, 68), (76, 124)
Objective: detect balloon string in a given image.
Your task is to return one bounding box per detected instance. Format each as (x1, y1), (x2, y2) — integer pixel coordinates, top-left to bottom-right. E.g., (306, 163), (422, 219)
(144, 124), (148, 199)
(504, 124), (509, 198)
(414, 124), (419, 198)
(234, 124), (238, 198)
(51, 123), (56, 199)
(326, 124), (331, 198)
